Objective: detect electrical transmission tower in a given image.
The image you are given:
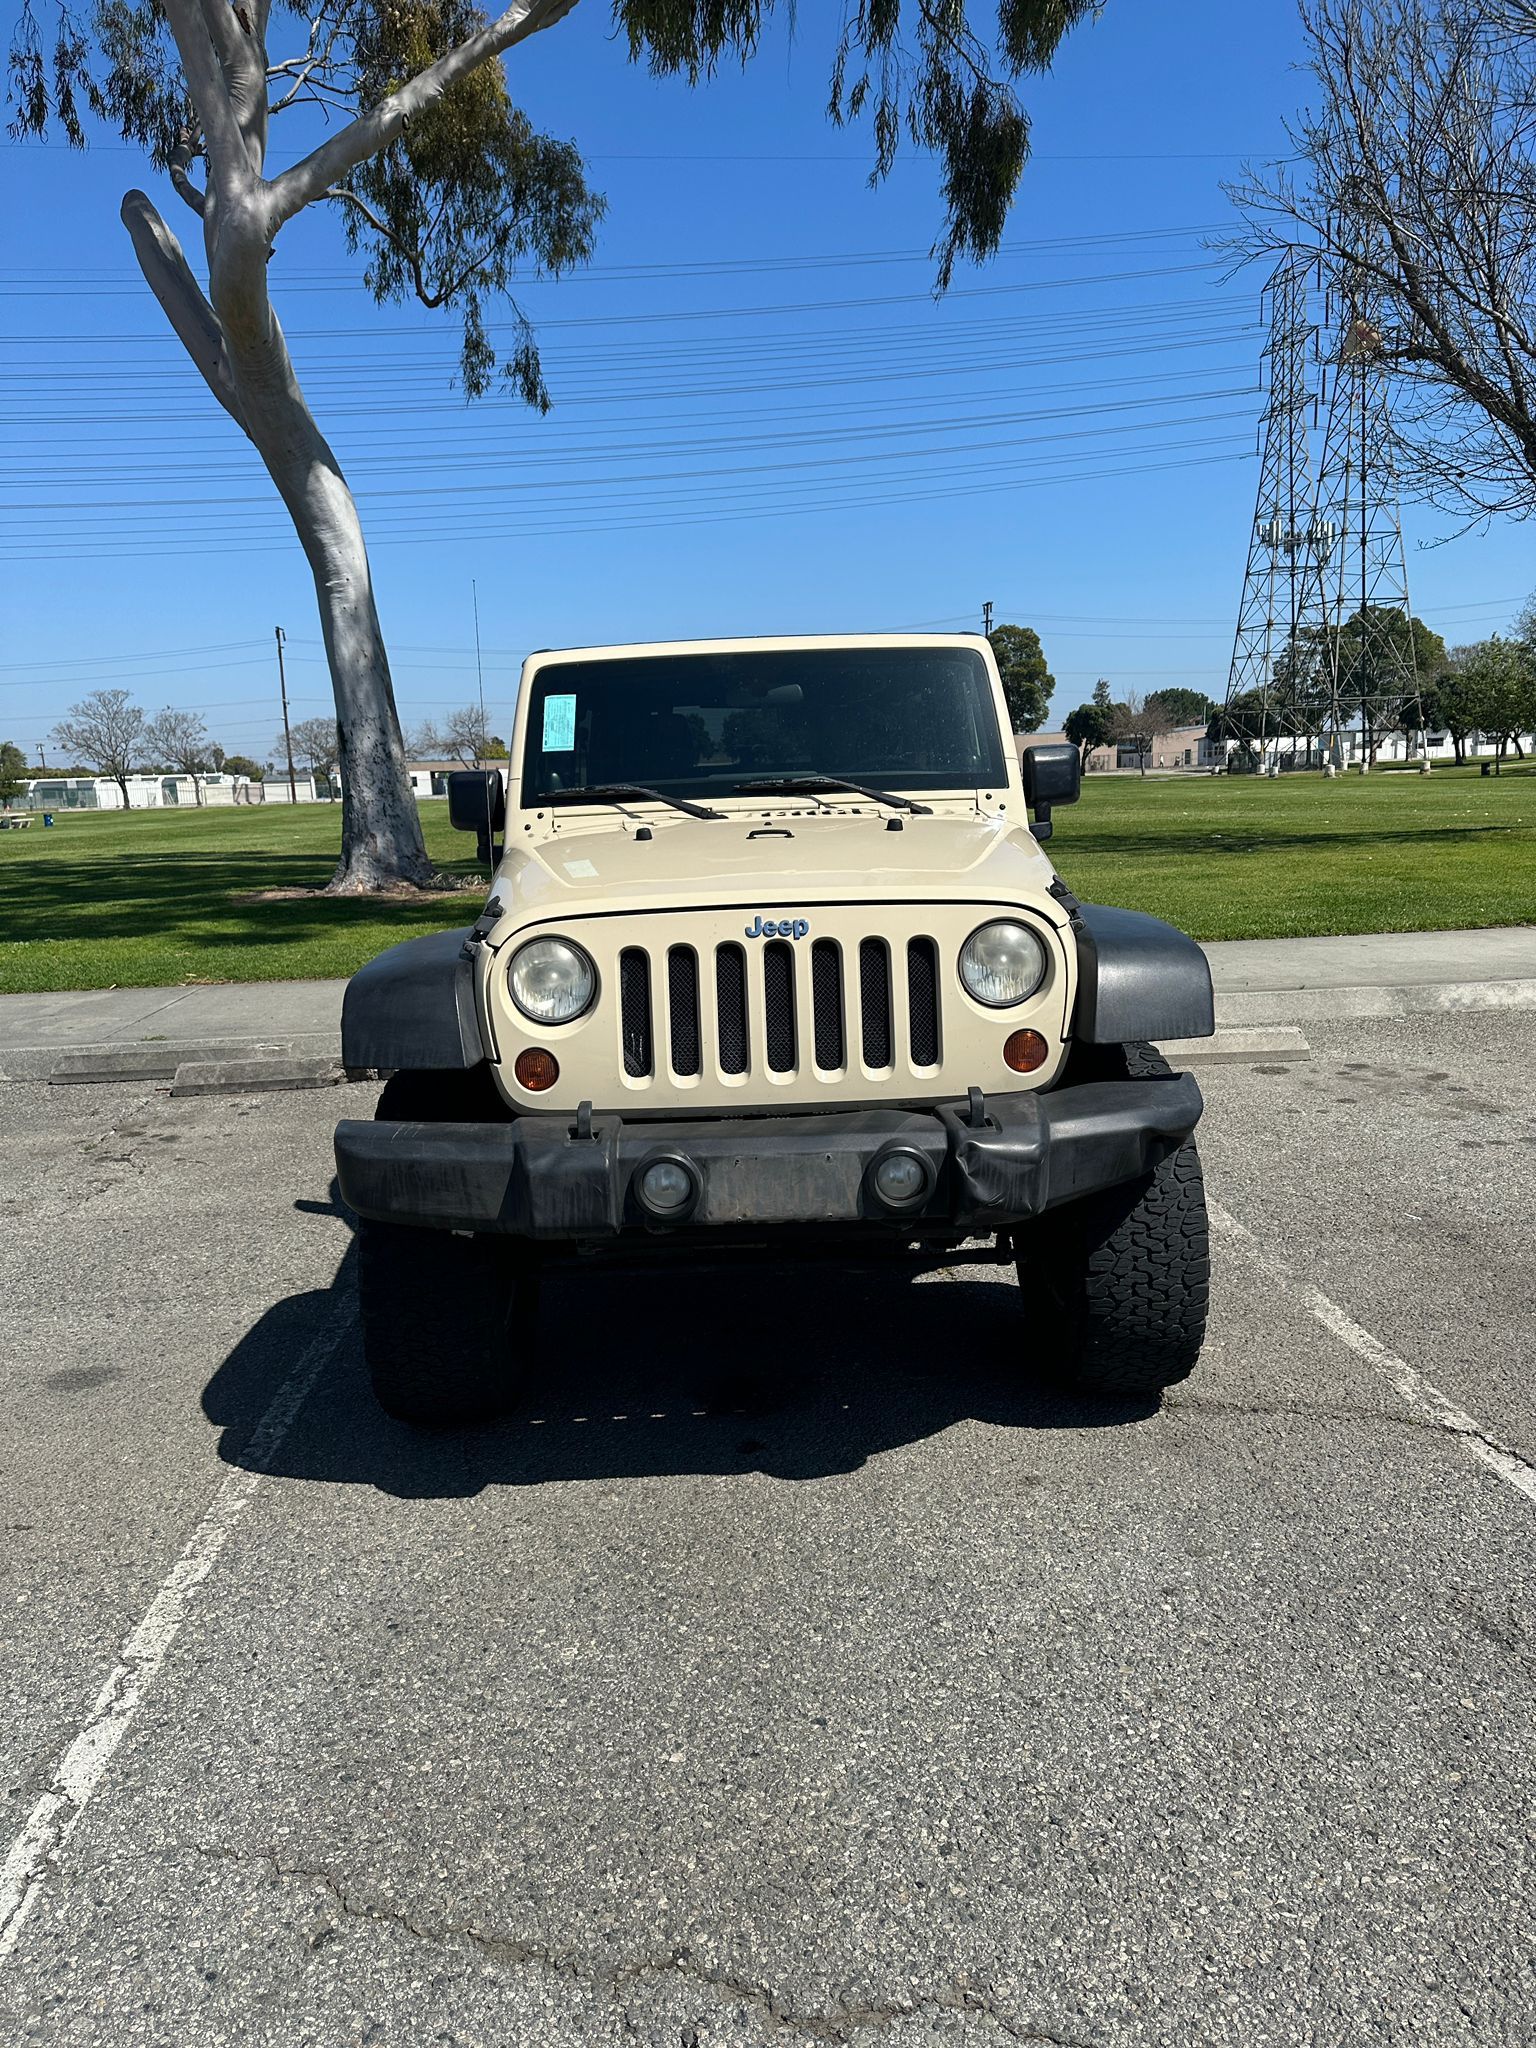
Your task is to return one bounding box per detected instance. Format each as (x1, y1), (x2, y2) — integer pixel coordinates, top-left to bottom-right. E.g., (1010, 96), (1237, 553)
(1308, 289), (1425, 770)
(1221, 253), (1329, 769)
(1221, 252), (1424, 772)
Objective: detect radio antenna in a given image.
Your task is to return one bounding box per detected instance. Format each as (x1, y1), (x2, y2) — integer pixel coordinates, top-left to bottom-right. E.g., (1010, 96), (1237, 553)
(471, 579), (488, 772)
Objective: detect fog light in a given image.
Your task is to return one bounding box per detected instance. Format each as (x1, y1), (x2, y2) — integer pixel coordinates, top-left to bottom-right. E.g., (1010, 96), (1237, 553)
(1003, 1029), (1049, 1073)
(871, 1149), (930, 1209)
(637, 1157), (696, 1217)
(514, 1048), (560, 1092)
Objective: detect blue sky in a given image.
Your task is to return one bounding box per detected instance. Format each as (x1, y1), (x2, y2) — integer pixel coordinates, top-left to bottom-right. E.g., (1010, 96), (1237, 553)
(2, 0), (1530, 769)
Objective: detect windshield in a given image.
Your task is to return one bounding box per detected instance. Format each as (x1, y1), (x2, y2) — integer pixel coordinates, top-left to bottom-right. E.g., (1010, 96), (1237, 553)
(520, 647), (1007, 804)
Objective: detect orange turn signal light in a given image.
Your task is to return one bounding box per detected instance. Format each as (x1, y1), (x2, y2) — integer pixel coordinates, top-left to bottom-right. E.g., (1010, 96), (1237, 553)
(514, 1048), (560, 1092)
(1003, 1029), (1049, 1074)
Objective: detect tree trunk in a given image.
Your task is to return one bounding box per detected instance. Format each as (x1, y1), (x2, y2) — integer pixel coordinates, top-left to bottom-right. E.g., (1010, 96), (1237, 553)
(221, 320), (435, 892)
(116, 773), (131, 808)
(123, 190), (436, 894)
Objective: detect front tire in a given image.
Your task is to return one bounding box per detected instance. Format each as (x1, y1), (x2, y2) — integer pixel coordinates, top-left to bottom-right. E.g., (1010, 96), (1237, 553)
(358, 1066), (522, 1425)
(1016, 1042), (1210, 1396)
(357, 1219), (520, 1424)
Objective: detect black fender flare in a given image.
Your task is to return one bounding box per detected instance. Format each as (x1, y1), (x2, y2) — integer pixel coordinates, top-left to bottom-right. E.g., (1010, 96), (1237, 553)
(1070, 902), (1214, 1045)
(341, 928), (484, 1072)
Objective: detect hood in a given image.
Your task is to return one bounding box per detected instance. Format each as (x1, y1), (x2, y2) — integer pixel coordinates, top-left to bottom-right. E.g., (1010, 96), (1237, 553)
(489, 806), (1064, 934)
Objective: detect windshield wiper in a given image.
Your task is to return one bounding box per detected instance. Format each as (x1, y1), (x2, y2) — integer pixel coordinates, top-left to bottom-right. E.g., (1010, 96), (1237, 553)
(735, 775), (932, 816)
(536, 783), (726, 822)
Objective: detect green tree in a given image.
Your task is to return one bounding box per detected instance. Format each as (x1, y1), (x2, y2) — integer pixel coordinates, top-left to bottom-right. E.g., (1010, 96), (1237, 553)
(1451, 636), (1536, 774)
(1330, 608), (1448, 760)
(10, 0), (1098, 892)
(0, 740), (27, 805)
(1063, 701), (1113, 766)
(221, 755), (264, 781)
(987, 623), (1056, 732)
(1428, 668), (1481, 765)
(1144, 687), (1216, 728)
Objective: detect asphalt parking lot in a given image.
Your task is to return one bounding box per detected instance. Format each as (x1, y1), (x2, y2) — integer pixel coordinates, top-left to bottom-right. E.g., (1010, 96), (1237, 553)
(1, 1011), (1533, 2047)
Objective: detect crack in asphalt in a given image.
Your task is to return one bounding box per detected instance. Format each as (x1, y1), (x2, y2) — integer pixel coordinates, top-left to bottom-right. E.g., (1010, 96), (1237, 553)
(1165, 1390), (1533, 1469)
(188, 1844), (1093, 2045)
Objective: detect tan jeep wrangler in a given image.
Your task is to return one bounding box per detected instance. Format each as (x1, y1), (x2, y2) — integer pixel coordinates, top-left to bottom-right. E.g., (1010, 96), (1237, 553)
(334, 634), (1213, 1423)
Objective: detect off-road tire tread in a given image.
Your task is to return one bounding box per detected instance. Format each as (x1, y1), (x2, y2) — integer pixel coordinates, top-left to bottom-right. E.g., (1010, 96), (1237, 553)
(1027, 1040), (1210, 1396)
(357, 1218), (516, 1425)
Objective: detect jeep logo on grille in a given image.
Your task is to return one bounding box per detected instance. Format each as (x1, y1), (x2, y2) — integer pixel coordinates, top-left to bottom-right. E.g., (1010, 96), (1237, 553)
(744, 915), (810, 940)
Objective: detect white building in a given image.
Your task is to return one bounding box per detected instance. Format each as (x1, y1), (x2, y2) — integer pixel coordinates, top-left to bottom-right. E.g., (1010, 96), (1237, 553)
(407, 759), (508, 799)
(14, 770), (321, 811)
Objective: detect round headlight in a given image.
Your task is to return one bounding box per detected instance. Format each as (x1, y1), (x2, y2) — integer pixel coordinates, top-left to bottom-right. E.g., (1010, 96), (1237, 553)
(959, 920), (1047, 1008)
(507, 937), (596, 1024)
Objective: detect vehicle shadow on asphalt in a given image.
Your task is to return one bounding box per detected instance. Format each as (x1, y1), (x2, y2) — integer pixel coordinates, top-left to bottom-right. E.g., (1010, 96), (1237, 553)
(203, 1193), (1157, 1500)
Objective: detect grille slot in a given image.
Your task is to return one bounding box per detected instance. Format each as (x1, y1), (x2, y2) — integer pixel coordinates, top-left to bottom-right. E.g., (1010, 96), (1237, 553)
(619, 949), (652, 1078)
(763, 940), (797, 1073)
(810, 940), (844, 1069)
(617, 926), (942, 1087)
(715, 943), (749, 1074)
(859, 939), (893, 1069)
(667, 946), (702, 1076)
(906, 937), (940, 1068)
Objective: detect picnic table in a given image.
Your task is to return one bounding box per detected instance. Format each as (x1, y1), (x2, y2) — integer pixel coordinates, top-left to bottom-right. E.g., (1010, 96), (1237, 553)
(0, 812), (34, 829)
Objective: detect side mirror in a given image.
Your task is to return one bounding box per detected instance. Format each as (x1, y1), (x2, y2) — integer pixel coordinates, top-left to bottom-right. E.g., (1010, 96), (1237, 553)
(447, 769), (506, 867)
(1020, 742), (1080, 842)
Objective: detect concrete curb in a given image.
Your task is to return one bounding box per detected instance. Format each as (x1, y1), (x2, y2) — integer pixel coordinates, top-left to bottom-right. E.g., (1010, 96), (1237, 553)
(1158, 1027), (1311, 1065)
(169, 1057), (347, 1097)
(2, 1031), (341, 1085)
(1214, 977), (1536, 1028)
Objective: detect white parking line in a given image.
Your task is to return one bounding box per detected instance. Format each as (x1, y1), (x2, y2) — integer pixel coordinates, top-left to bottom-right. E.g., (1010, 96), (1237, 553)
(0, 1309), (351, 1964)
(1209, 1200), (1536, 1507)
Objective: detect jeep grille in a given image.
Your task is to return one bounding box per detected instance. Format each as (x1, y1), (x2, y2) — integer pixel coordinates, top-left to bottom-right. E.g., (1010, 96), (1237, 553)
(617, 933), (942, 1085)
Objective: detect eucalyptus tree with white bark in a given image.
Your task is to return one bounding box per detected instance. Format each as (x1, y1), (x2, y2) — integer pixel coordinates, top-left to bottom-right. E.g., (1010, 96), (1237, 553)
(9, 0), (1100, 890)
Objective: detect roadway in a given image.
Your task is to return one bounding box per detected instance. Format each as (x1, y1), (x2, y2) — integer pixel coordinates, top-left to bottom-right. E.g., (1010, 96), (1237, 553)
(1, 1010), (1532, 2046)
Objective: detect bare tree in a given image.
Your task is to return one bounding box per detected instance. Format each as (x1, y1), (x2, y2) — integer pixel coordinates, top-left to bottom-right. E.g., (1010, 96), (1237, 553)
(415, 704), (505, 768)
(144, 705), (212, 801)
(10, 1), (1100, 893)
(50, 689), (146, 807)
(1108, 690), (1155, 776)
(287, 714), (341, 797)
(1228, 0), (1536, 524)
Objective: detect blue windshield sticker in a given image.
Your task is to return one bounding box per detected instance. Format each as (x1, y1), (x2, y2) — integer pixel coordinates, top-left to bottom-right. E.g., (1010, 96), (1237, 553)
(542, 694), (577, 751)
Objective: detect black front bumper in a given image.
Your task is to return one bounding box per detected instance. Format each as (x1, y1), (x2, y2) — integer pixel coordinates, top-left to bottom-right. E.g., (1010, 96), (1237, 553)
(334, 1074), (1203, 1240)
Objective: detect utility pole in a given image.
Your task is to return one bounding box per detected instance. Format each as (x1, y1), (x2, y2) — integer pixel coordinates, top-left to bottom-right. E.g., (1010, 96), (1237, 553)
(982, 600), (994, 637)
(275, 625), (298, 802)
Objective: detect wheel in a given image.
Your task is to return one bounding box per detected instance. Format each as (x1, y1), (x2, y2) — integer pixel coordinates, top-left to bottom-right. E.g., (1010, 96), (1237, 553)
(1016, 1041), (1210, 1396)
(356, 1218), (522, 1424)
(358, 1067), (524, 1425)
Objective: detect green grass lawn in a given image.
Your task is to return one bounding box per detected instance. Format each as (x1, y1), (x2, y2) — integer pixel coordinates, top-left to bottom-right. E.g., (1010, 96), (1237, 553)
(1, 765), (1531, 993)
(1056, 761), (1536, 942)
(0, 802), (483, 994)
